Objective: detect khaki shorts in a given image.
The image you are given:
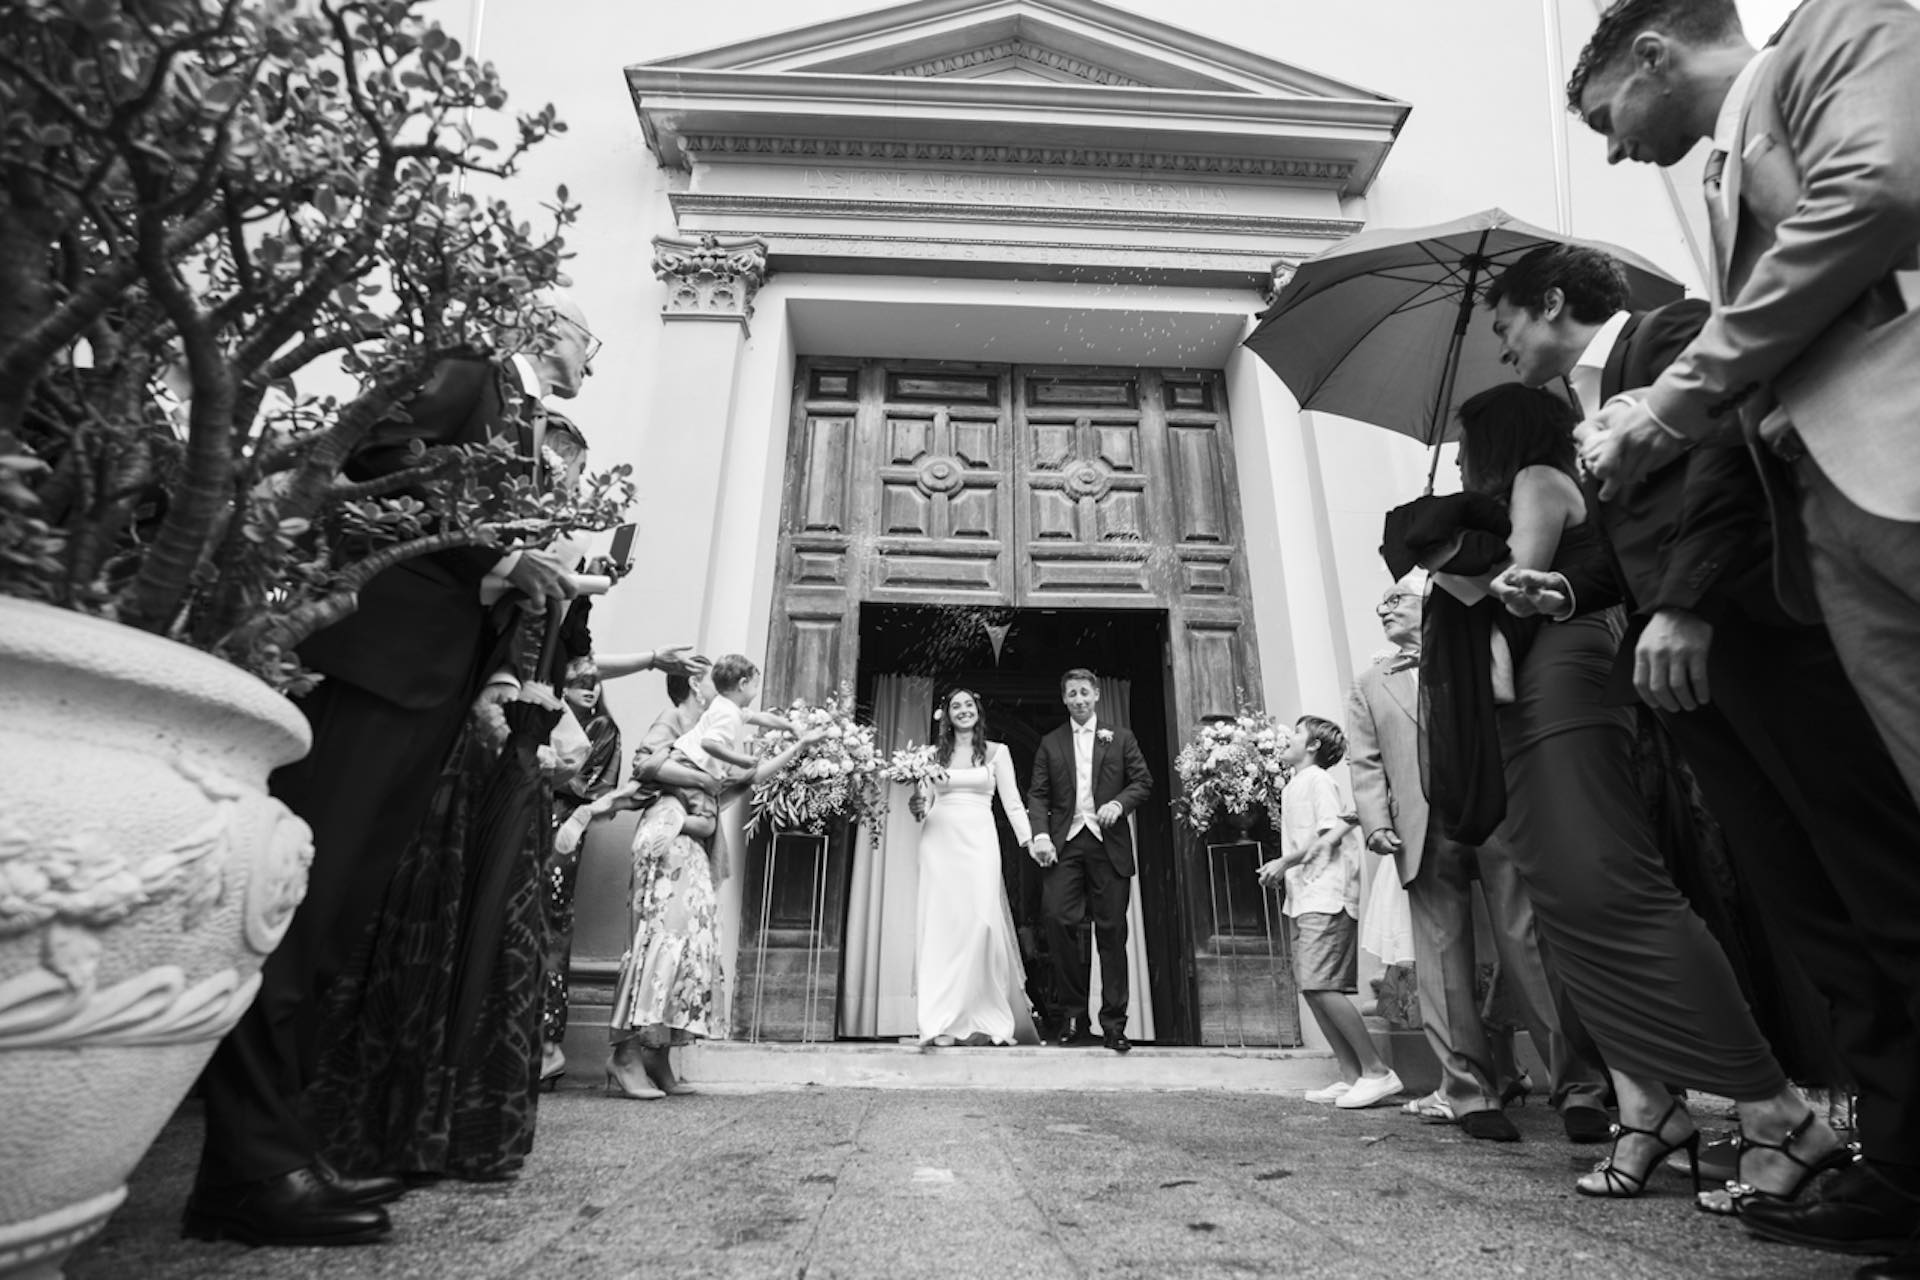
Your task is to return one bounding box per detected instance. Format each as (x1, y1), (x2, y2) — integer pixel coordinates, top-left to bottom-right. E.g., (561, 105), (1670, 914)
(1290, 910), (1358, 994)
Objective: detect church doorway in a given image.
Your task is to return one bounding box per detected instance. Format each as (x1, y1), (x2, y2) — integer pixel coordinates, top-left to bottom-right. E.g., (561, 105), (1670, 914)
(734, 357), (1300, 1047)
(845, 604), (1190, 1044)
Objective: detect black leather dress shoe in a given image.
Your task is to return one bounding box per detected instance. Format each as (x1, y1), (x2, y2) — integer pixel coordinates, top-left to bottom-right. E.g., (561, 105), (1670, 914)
(1561, 1105), (1613, 1144)
(1103, 1031), (1132, 1055)
(1741, 1161), (1920, 1256)
(315, 1157), (407, 1208)
(182, 1166), (392, 1247)
(1857, 1254), (1920, 1280)
(1461, 1110), (1521, 1143)
(1052, 1017), (1086, 1046)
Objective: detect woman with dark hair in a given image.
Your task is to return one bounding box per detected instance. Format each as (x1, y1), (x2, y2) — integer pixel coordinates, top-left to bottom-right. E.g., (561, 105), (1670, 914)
(907, 688), (1041, 1046)
(1426, 384), (1841, 1201)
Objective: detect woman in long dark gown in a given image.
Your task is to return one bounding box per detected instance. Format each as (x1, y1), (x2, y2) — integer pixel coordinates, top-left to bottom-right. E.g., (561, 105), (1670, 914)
(1425, 385), (1847, 1203)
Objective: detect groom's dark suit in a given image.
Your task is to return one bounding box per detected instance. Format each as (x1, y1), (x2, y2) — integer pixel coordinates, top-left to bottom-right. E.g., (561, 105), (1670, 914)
(197, 357), (534, 1190)
(1557, 303), (1920, 1165)
(1025, 718), (1153, 1038)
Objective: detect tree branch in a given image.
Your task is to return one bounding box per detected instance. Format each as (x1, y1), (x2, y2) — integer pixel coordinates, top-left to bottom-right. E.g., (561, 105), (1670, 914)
(0, 204), (223, 392)
(113, 179), (237, 631)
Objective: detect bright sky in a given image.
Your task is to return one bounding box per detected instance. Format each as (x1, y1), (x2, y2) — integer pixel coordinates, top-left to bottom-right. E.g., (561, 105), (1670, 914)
(1736, 0), (1799, 40)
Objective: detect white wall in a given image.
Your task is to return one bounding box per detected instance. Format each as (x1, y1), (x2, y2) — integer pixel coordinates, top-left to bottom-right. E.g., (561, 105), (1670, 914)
(421, 0), (1808, 723)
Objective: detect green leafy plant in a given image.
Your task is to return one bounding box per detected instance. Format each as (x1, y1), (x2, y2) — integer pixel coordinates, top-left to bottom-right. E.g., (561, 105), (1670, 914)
(0, 0), (628, 691)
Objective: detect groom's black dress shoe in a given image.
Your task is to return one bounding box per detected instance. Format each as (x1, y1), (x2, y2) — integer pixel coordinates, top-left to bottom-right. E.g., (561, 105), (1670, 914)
(182, 1166), (393, 1247)
(1052, 1016), (1088, 1046)
(1740, 1161), (1920, 1255)
(315, 1157), (406, 1208)
(1103, 1031), (1132, 1055)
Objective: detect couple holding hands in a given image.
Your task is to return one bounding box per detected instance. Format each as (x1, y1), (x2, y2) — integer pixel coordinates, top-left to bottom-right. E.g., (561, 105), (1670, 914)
(906, 668), (1153, 1053)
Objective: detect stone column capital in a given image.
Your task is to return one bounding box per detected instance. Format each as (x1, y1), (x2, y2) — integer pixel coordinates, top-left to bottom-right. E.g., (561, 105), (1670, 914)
(652, 233), (770, 326)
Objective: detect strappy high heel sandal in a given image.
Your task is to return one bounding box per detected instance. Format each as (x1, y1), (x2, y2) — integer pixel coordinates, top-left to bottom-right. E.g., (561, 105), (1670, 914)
(1576, 1098), (1701, 1198)
(1696, 1110), (1857, 1217)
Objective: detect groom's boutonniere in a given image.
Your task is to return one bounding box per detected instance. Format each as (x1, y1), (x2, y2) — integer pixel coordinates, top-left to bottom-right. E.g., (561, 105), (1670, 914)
(1097, 728), (1115, 743)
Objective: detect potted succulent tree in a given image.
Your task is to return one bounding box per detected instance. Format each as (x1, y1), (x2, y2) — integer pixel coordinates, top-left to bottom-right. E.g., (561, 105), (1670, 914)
(0, 1), (625, 1272)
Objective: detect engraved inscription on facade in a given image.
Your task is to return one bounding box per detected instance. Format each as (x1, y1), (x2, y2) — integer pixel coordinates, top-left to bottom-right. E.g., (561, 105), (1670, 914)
(803, 168), (1232, 211)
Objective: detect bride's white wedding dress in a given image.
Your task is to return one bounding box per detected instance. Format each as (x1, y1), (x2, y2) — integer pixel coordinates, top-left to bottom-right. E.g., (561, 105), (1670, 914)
(915, 744), (1041, 1045)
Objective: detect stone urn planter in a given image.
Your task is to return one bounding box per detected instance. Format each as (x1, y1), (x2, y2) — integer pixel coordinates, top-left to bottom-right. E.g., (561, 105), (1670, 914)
(0, 598), (314, 1278)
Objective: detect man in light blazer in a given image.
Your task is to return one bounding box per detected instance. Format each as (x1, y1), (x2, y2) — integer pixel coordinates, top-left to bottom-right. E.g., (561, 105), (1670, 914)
(1571, 0), (1920, 818)
(1568, 0), (1920, 1262)
(1027, 667), (1154, 1053)
(1345, 586), (1610, 1145)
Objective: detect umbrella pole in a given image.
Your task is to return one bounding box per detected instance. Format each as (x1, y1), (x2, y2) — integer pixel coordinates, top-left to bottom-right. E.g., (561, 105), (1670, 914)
(1423, 252), (1488, 494)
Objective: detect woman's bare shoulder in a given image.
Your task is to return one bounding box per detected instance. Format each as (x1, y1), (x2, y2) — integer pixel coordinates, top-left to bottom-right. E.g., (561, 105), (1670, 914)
(1512, 464), (1584, 513)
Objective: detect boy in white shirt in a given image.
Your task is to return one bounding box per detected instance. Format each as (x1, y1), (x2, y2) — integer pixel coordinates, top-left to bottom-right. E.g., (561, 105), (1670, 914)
(1259, 715), (1404, 1110)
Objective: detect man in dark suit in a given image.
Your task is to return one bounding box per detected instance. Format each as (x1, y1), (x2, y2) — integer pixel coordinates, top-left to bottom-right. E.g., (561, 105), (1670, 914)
(1489, 242), (1920, 1262)
(1025, 667), (1154, 1053)
(186, 296), (598, 1246)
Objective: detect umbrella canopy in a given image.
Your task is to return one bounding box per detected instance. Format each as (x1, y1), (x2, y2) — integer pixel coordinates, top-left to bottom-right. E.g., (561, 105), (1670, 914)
(1245, 208), (1687, 478)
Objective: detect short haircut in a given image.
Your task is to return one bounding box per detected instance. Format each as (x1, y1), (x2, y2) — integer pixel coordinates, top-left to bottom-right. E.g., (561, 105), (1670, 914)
(666, 672), (693, 704)
(1485, 244), (1630, 325)
(1296, 715), (1347, 768)
(1567, 0), (1744, 112)
(1457, 384), (1579, 497)
(1060, 667), (1099, 694)
(710, 653), (757, 693)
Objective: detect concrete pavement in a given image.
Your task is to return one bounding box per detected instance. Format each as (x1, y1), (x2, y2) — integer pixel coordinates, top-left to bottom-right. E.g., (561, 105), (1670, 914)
(69, 1083), (1860, 1279)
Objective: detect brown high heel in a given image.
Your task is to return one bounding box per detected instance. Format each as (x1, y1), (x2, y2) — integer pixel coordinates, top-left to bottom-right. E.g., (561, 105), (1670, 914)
(1577, 1097), (1701, 1198)
(640, 1045), (697, 1096)
(604, 1046), (664, 1099)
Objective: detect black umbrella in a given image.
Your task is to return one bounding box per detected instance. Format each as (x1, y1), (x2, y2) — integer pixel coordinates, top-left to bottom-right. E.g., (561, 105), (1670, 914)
(1245, 208), (1687, 489)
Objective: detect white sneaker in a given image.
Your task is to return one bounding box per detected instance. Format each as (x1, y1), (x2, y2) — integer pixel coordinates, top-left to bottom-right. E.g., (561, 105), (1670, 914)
(1336, 1069), (1405, 1110)
(1303, 1081), (1352, 1104)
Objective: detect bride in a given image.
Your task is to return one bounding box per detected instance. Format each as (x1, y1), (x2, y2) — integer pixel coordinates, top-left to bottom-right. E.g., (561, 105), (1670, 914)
(908, 689), (1042, 1046)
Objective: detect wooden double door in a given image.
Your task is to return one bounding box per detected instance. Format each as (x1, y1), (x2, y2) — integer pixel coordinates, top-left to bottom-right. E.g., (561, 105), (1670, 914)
(772, 360), (1258, 710)
(748, 359), (1296, 1045)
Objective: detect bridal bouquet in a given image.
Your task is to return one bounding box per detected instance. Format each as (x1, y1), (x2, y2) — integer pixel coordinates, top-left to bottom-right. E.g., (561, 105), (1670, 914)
(747, 691), (884, 837)
(883, 743), (948, 790)
(1172, 711), (1292, 835)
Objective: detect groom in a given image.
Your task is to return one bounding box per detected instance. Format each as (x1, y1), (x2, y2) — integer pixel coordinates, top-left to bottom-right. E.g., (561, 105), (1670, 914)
(1027, 668), (1154, 1053)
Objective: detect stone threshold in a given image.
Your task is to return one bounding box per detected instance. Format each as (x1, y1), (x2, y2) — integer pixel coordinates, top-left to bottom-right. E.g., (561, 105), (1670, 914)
(671, 1040), (1340, 1092)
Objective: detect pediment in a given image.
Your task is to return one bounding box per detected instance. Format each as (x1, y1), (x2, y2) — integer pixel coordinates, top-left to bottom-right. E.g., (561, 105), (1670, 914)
(626, 0), (1405, 285)
(640, 0), (1394, 101)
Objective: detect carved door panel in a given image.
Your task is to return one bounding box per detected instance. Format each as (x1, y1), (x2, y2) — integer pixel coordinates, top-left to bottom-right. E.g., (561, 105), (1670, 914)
(864, 363), (1016, 606)
(1013, 366), (1156, 606)
(770, 360), (866, 706)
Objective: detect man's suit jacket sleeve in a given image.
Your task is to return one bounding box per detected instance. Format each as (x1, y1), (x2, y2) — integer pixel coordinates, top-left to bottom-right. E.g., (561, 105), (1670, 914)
(1114, 729), (1153, 815)
(1345, 676), (1392, 838)
(1025, 734), (1056, 838)
(1644, 0), (1920, 438)
(1606, 302), (1779, 624)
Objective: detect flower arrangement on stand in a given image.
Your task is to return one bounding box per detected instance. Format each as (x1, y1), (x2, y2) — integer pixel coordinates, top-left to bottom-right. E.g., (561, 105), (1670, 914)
(1172, 711), (1293, 837)
(746, 691), (884, 839)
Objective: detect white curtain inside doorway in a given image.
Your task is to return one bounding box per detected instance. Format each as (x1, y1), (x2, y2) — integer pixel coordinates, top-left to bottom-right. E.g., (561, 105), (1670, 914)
(1091, 677), (1157, 1043)
(839, 675), (932, 1038)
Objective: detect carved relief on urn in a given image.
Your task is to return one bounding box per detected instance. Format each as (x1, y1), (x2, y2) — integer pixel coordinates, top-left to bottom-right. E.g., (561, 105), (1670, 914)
(0, 598), (313, 1279)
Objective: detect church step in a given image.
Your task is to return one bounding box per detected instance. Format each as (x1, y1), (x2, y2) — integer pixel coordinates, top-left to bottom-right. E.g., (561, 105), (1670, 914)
(666, 1041), (1340, 1092)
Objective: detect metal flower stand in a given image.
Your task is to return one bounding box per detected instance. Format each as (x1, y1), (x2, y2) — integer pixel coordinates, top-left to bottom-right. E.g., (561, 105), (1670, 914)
(1203, 835), (1300, 1047)
(745, 829), (835, 1043)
